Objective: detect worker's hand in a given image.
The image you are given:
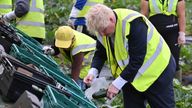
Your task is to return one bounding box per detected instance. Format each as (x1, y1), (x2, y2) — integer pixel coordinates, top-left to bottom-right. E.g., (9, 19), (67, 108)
(42, 46), (55, 55)
(2, 15), (11, 22)
(2, 11), (16, 23)
(83, 74), (95, 86)
(0, 45), (6, 58)
(107, 84), (119, 100)
(0, 44), (5, 52)
(178, 32), (186, 45)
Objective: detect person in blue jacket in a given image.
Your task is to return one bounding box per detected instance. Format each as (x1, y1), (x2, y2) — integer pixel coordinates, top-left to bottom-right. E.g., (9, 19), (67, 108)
(68, 0), (104, 40)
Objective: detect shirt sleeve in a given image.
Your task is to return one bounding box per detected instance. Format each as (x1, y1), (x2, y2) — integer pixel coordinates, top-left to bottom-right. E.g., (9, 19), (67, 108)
(120, 17), (148, 82)
(112, 76), (127, 90)
(15, 0), (30, 17)
(69, 0), (87, 18)
(91, 40), (107, 73)
(74, 0), (87, 10)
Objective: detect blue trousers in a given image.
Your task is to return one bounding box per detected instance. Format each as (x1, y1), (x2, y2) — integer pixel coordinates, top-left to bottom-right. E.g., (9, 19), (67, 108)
(122, 56), (176, 108)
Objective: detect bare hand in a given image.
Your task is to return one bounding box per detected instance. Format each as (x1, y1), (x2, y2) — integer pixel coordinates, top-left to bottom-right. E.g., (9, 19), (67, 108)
(107, 84), (119, 100)
(83, 74), (94, 86)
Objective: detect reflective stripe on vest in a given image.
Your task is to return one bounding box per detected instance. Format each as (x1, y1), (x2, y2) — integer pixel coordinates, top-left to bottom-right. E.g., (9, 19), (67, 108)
(16, 0), (45, 39)
(30, 0), (44, 14)
(134, 37), (164, 79)
(149, 0), (178, 17)
(97, 9), (171, 92)
(118, 10), (171, 92)
(17, 21), (44, 27)
(0, 0), (12, 14)
(72, 43), (96, 55)
(78, 0), (104, 17)
(118, 12), (143, 67)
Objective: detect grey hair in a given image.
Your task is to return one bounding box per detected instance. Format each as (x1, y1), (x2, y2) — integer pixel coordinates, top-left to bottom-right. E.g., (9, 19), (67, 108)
(86, 4), (114, 35)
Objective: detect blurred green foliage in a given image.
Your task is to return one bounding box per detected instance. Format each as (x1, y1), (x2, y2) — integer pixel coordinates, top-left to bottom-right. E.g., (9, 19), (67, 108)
(174, 79), (192, 108)
(44, 0), (72, 44)
(180, 0), (192, 72)
(180, 45), (192, 72)
(44, 0), (192, 72)
(106, 0), (140, 11)
(185, 0), (192, 35)
(44, 0), (192, 44)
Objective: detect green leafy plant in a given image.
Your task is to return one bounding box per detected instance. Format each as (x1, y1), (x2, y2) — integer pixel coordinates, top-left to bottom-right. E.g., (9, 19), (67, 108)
(44, 0), (72, 44)
(174, 79), (192, 108)
(185, 0), (192, 35)
(180, 45), (192, 72)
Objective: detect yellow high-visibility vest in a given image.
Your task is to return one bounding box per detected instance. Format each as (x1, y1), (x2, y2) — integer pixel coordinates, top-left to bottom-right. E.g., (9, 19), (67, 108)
(0, 0), (12, 15)
(97, 9), (171, 92)
(16, 0), (45, 39)
(149, 0), (178, 17)
(60, 30), (96, 79)
(78, 0), (104, 17)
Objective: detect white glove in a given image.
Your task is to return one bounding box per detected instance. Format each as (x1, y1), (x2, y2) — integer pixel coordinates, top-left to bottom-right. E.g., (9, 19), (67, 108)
(3, 11), (16, 22)
(42, 46), (55, 55)
(67, 19), (75, 29)
(0, 44), (5, 52)
(178, 32), (186, 45)
(0, 45), (6, 60)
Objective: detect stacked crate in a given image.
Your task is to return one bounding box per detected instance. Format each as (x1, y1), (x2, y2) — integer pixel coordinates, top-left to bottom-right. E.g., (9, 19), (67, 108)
(0, 21), (96, 108)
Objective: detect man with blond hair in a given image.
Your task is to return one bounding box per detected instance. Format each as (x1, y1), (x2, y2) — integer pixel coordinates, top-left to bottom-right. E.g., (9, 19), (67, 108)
(84, 4), (176, 108)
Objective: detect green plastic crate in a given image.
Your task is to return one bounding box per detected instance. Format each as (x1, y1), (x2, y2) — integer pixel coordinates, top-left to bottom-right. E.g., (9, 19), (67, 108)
(9, 24), (43, 51)
(7, 24), (96, 107)
(9, 44), (81, 91)
(9, 44), (88, 99)
(39, 66), (85, 97)
(42, 86), (78, 108)
(19, 43), (58, 67)
(41, 66), (96, 108)
(42, 86), (97, 108)
(9, 44), (58, 69)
